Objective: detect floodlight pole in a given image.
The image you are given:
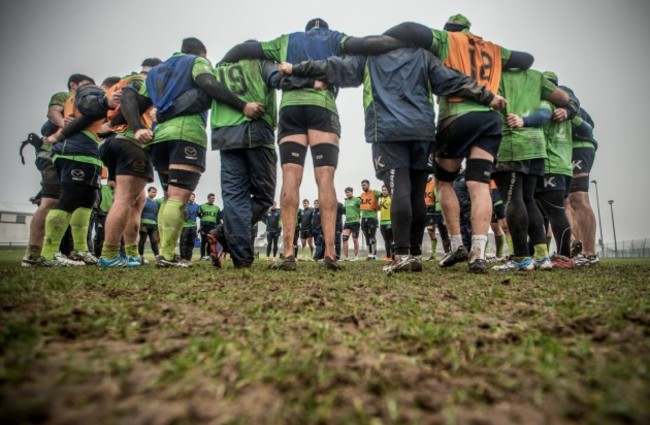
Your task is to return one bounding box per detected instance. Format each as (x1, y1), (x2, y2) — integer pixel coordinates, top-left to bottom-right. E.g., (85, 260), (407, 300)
(591, 180), (605, 256)
(608, 200), (618, 258)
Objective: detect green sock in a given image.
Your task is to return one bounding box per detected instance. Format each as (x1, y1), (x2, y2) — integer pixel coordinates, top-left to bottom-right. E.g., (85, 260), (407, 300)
(534, 243), (549, 260)
(70, 207), (92, 252)
(102, 244), (120, 259)
(125, 244), (138, 258)
(41, 209), (72, 259)
(157, 199), (167, 242)
(431, 238), (437, 256)
(159, 199), (185, 260)
(496, 234), (506, 257)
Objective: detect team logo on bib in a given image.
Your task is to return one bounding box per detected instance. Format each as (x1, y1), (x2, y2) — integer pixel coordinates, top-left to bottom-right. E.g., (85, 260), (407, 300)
(184, 146), (198, 159)
(71, 169), (85, 181)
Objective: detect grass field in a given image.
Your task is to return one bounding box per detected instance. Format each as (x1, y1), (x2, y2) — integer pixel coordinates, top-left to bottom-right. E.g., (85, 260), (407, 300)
(1, 248), (649, 424)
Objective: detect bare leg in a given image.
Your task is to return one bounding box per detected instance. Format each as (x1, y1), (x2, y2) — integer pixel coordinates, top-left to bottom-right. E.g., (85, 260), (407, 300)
(569, 191), (597, 256)
(436, 157), (463, 236)
(125, 191), (145, 246)
(27, 197), (57, 258)
(315, 165), (337, 259)
(104, 175), (147, 250)
(308, 131), (340, 261)
(342, 228), (351, 258)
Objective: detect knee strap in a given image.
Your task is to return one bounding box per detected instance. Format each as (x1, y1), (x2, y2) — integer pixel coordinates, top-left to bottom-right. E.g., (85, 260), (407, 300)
(434, 166), (460, 183)
(465, 158), (493, 183)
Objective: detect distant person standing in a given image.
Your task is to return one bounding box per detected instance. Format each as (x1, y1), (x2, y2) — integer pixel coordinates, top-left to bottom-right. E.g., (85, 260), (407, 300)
(425, 175), (450, 259)
(378, 185), (393, 261)
(180, 193), (199, 261)
(299, 199), (314, 259)
(335, 200), (345, 259)
(342, 187), (361, 260)
(138, 186), (161, 263)
(198, 193), (221, 260)
(263, 202), (282, 258)
(360, 179), (381, 260)
(311, 200), (324, 259)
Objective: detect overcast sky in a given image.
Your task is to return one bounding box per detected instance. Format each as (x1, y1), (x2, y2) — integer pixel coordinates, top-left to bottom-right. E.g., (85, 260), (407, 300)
(1, 0), (648, 243)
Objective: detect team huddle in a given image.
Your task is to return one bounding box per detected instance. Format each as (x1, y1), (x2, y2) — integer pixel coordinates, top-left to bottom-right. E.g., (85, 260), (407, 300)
(20, 14), (599, 274)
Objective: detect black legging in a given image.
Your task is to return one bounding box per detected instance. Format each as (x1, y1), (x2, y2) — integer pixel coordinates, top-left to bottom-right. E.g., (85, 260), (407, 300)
(537, 190), (572, 257)
(493, 172), (546, 257)
(380, 224), (393, 258)
(266, 232), (280, 257)
(381, 169), (429, 256)
(362, 218), (378, 256)
(200, 224), (216, 257)
(180, 227), (197, 261)
(138, 224), (160, 256)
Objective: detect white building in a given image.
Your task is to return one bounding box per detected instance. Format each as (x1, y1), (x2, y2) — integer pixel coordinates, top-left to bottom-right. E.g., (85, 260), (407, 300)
(0, 202), (36, 246)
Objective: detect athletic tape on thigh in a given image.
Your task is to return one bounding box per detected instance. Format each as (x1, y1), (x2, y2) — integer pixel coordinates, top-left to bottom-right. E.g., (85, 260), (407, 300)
(279, 142), (307, 166)
(570, 175), (589, 193)
(311, 143), (339, 168)
(168, 169), (201, 191)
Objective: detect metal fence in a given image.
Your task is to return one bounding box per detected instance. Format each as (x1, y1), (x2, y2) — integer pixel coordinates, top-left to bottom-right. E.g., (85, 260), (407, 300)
(599, 239), (650, 258)
(0, 241), (27, 248)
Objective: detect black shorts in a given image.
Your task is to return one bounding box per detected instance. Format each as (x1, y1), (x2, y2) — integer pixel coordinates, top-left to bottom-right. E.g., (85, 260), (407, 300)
(35, 151), (61, 199)
(572, 146), (596, 176)
(371, 141), (434, 177)
(277, 105), (341, 140)
(200, 223), (217, 235)
(140, 222), (158, 233)
(100, 135), (154, 182)
(343, 222), (360, 238)
(300, 230), (313, 239)
(536, 173), (571, 196)
(361, 217), (378, 233)
(494, 158), (545, 177)
(436, 111), (502, 159)
(55, 157), (101, 188)
(149, 140), (206, 172)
